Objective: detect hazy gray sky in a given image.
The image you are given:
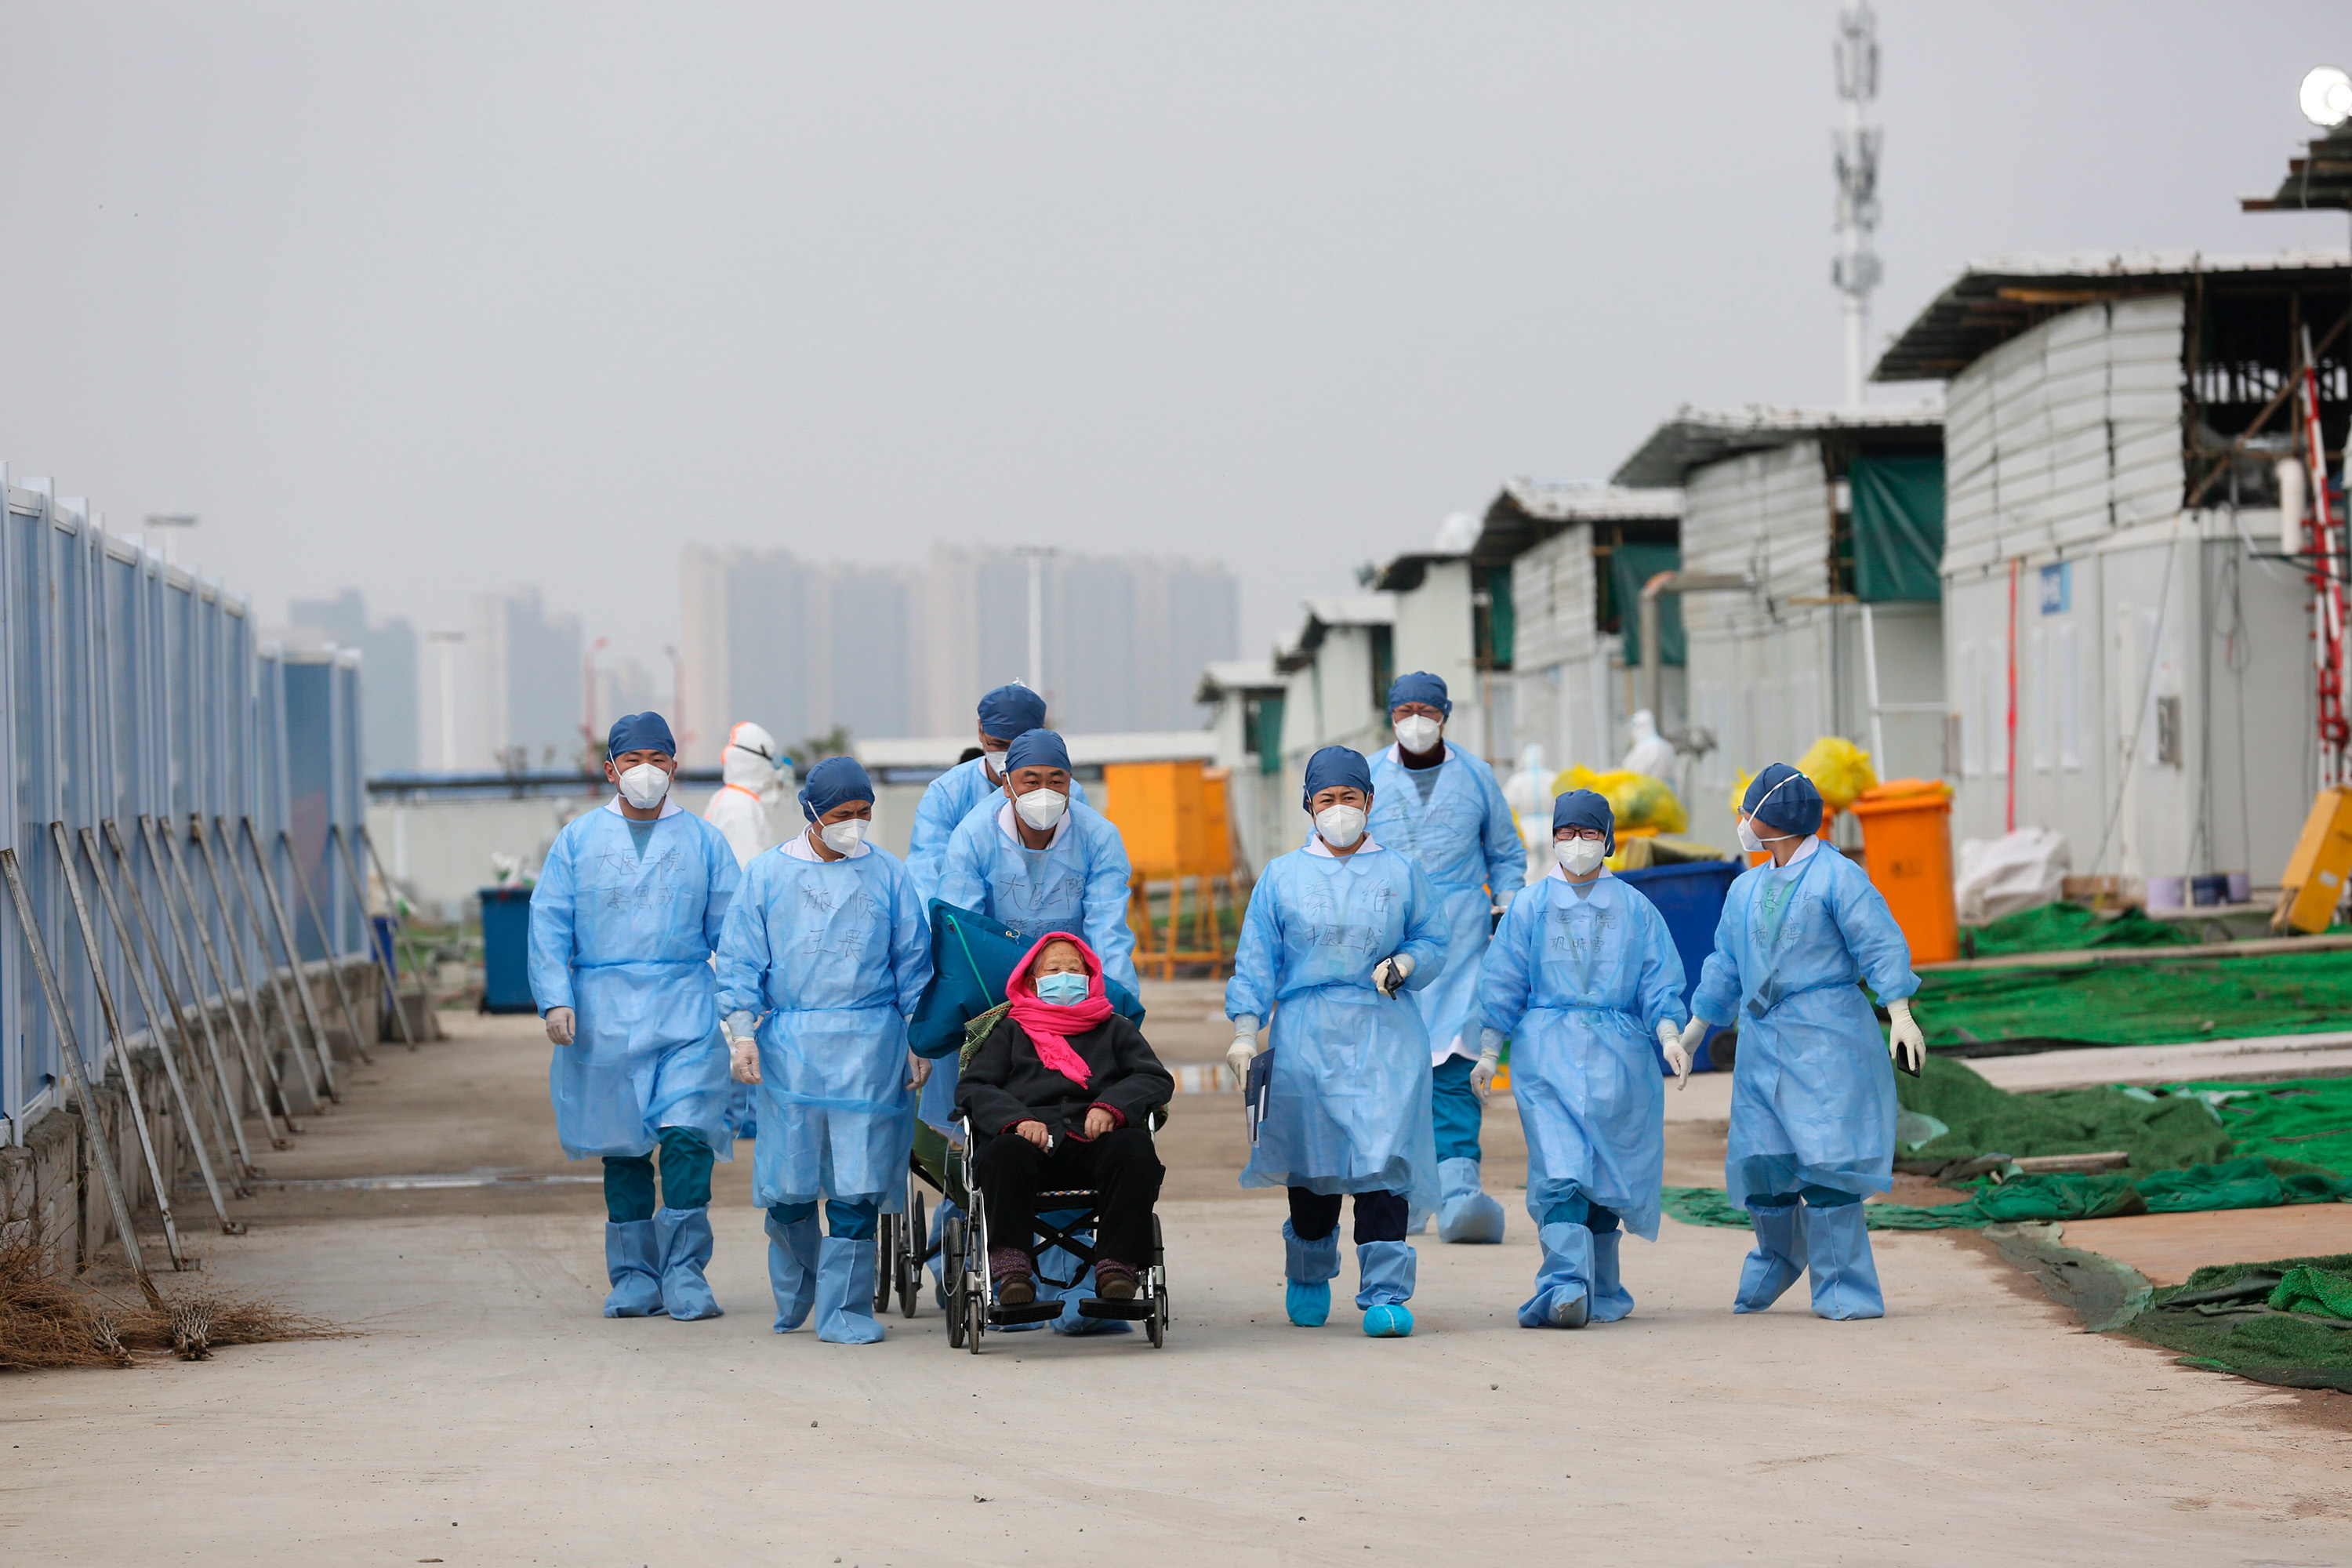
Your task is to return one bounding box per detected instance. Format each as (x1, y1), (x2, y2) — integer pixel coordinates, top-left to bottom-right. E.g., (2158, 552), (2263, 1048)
(4, 3), (2345, 675)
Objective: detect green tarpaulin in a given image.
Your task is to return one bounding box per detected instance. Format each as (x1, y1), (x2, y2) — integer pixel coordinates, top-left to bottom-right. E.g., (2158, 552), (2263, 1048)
(1963, 900), (2199, 957)
(2119, 1253), (2352, 1392)
(1610, 543), (1683, 668)
(1916, 948), (2352, 1050)
(1850, 455), (1944, 604)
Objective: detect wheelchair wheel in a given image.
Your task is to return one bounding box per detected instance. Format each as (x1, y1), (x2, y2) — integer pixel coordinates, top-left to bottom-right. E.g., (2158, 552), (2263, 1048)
(898, 1190), (926, 1318)
(1148, 1214), (1169, 1345)
(873, 1212), (897, 1313)
(944, 1216), (968, 1348)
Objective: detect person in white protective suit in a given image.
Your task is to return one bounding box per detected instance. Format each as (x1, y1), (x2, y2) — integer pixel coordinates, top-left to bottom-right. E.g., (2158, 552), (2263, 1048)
(1620, 710), (1678, 784)
(1501, 742), (1556, 887)
(705, 721), (785, 868)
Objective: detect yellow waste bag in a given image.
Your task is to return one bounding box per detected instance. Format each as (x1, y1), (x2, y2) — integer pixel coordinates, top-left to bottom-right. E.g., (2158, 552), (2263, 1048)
(1728, 738), (1878, 822)
(1549, 764), (1689, 836)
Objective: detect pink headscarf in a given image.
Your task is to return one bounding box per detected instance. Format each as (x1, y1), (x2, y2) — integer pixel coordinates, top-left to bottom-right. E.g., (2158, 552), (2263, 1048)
(1004, 931), (1114, 1087)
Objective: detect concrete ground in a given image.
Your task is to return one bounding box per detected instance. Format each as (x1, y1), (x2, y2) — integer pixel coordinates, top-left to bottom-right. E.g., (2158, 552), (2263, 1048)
(6, 1007), (2351, 1566)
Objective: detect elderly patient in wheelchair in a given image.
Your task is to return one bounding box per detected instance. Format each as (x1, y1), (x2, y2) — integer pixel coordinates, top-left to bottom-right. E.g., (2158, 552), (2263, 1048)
(955, 931), (1174, 1306)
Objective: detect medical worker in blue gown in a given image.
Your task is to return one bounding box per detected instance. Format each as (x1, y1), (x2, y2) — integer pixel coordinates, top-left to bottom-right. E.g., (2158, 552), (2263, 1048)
(936, 726), (1138, 1332)
(1367, 672), (1523, 1246)
(903, 684), (1091, 902)
(1477, 789), (1690, 1329)
(1678, 763), (1926, 1321)
(905, 689), (1094, 1298)
(1225, 746), (1446, 1339)
(531, 712), (742, 1322)
(715, 757), (932, 1345)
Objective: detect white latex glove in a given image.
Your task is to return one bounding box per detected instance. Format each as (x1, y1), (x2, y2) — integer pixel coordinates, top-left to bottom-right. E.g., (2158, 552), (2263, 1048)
(1226, 1017), (1260, 1084)
(1371, 953), (1416, 997)
(1492, 888), (1515, 917)
(543, 1007), (575, 1047)
(729, 1036), (760, 1085)
(1659, 1020), (1692, 1088)
(1887, 997), (1926, 1075)
(1679, 1017), (1710, 1060)
(906, 1051), (933, 1091)
(1470, 1053), (1500, 1102)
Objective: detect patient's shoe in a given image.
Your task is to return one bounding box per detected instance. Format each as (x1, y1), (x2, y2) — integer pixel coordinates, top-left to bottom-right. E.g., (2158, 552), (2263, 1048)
(989, 1247), (1036, 1306)
(1094, 1261), (1140, 1300)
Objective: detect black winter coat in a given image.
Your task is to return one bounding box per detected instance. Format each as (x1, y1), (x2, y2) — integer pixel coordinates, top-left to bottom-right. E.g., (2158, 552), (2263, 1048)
(954, 1011), (1175, 1142)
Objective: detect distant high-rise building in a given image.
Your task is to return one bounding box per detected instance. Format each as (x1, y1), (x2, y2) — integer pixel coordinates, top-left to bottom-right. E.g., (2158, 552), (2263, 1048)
(687, 543), (1239, 762)
(463, 587), (584, 771)
(285, 588), (419, 773)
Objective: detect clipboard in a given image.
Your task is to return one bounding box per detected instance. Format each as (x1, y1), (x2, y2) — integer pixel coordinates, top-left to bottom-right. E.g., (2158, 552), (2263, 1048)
(1244, 1050), (1273, 1146)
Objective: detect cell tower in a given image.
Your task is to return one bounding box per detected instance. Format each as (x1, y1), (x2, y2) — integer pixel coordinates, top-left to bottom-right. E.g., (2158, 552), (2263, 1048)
(1833, 2), (1882, 407)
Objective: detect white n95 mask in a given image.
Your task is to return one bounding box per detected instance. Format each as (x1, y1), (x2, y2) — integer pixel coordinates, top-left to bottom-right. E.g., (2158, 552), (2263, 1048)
(1315, 804), (1367, 848)
(618, 762), (671, 811)
(1555, 839), (1606, 875)
(1013, 789), (1069, 831)
(1394, 715), (1442, 754)
(1735, 818), (1765, 855)
(819, 818), (869, 854)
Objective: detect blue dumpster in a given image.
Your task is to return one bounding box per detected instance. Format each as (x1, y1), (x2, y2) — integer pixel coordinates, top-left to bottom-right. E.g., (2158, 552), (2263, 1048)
(478, 886), (538, 1014)
(1618, 858), (1743, 1073)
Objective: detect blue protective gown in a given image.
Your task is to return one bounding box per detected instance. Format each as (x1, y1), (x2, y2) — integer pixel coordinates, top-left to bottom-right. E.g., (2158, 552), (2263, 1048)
(1226, 840), (1447, 1212)
(924, 798), (1137, 1134)
(1367, 744), (1525, 1061)
(1480, 871), (1687, 1240)
(714, 839), (933, 1211)
(1690, 842), (1919, 1210)
(903, 757), (1091, 902)
(528, 801), (742, 1160)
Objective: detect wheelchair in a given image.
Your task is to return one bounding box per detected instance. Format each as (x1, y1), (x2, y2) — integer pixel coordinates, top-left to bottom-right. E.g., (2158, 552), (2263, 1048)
(942, 1112), (1170, 1352)
(873, 1120), (959, 1319)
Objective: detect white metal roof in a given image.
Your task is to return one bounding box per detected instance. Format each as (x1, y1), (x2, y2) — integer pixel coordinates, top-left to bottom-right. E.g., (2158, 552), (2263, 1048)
(1612, 402), (1944, 488)
(1196, 659), (1284, 695)
(1497, 479), (1686, 522)
(1299, 595), (1395, 627)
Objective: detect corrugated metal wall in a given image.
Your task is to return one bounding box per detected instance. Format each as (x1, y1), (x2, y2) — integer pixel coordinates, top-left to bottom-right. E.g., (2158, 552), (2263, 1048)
(1, 470), (368, 1138)
(1939, 296), (2307, 883)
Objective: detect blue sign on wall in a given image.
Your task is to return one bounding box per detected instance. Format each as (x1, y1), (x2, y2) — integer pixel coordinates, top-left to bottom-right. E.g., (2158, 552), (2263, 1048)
(2039, 561), (2071, 615)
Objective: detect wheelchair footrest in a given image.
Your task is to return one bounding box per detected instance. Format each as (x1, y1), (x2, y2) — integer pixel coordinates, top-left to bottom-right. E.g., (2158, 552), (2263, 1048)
(986, 1301), (1065, 1326)
(1074, 1298), (1156, 1320)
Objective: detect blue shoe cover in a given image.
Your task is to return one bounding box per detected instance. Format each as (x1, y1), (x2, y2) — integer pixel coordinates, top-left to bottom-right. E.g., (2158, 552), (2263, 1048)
(1804, 1202), (1886, 1321)
(652, 1206), (723, 1321)
(815, 1236), (886, 1344)
(1434, 1157), (1506, 1244)
(1362, 1304), (1414, 1338)
(1355, 1240), (1416, 1309)
(1286, 1280), (1330, 1327)
(927, 1196), (960, 1307)
(1283, 1218), (1341, 1283)
(1589, 1229), (1635, 1323)
(603, 1221), (664, 1318)
(1733, 1201), (1807, 1314)
(1517, 1221), (1593, 1328)
(764, 1212), (818, 1332)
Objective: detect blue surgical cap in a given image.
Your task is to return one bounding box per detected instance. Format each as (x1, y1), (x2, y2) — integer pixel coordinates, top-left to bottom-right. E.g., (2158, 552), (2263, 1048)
(1387, 671), (1451, 718)
(798, 755), (875, 822)
(1743, 763), (1824, 838)
(607, 711), (676, 759)
(976, 683), (1048, 742)
(1301, 746), (1374, 810)
(1552, 788), (1616, 854)
(1003, 728), (1072, 775)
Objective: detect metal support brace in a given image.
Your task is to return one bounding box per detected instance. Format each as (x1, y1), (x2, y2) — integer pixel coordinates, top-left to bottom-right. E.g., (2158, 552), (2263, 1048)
(280, 828), (375, 1068)
(145, 815), (299, 1143)
(107, 819), (263, 1175)
(81, 826), (245, 1225)
(191, 817), (325, 1108)
(50, 825), (189, 1271)
(350, 825), (430, 1051)
(1, 848), (162, 1306)
(235, 818), (340, 1101)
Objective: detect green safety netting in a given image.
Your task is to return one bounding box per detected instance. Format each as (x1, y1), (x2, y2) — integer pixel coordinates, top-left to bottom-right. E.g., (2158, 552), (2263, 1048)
(1849, 455), (1944, 604)
(1962, 901), (2199, 958)
(1610, 543), (1683, 669)
(1916, 947), (2352, 1050)
(2118, 1254), (2352, 1392)
(1661, 1058), (2352, 1231)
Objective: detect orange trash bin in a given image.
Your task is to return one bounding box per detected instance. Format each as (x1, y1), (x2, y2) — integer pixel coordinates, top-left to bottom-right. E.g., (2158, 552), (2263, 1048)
(1849, 779), (1958, 964)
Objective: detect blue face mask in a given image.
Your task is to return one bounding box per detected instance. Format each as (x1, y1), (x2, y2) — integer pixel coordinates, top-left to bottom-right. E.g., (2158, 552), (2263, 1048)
(1033, 971), (1089, 1005)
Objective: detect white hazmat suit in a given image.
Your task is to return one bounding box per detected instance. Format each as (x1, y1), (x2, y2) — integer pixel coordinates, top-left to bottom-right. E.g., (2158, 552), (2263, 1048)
(704, 721), (783, 869)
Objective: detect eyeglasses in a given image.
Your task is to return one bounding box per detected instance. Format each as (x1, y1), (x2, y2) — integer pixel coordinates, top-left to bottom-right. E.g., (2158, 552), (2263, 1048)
(1554, 827), (1606, 843)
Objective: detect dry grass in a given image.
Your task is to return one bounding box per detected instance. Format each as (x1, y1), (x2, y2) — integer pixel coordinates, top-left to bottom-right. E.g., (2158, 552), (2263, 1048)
(0, 1236), (348, 1371)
